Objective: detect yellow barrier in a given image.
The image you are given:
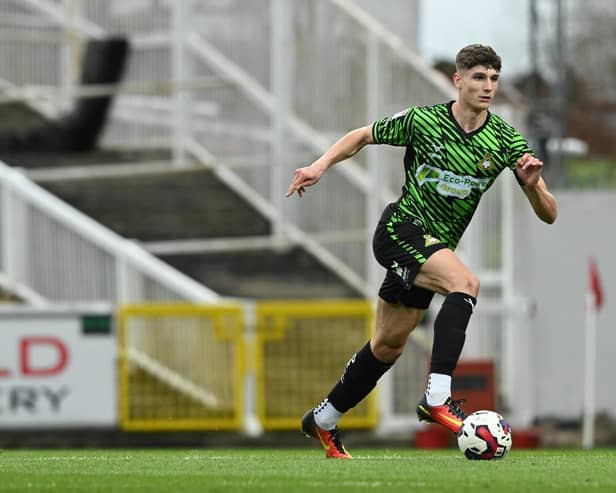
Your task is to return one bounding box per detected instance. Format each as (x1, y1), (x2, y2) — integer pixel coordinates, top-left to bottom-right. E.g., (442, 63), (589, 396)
(118, 301), (377, 432)
(118, 304), (245, 431)
(255, 300), (377, 430)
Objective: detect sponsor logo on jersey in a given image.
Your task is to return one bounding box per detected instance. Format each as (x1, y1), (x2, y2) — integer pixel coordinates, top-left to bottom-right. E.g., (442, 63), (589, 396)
(415, 163), (490, 199)
(432, 144), (444, 153)
(428, 143), (445, 160)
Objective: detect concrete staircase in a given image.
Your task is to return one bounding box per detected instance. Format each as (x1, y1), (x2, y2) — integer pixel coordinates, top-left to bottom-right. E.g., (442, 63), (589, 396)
(8, 149), (360, 300)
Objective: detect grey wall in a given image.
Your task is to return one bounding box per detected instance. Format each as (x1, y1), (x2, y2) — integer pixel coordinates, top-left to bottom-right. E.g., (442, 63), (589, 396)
(355, 0), (419, 50)
(515, 191), (615, 420)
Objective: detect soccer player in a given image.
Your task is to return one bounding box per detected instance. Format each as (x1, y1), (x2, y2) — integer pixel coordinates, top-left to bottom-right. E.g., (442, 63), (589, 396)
(286, 44), (558, 459)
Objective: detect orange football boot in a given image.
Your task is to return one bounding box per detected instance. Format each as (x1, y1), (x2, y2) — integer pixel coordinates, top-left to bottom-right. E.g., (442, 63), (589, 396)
(301, 409), (352, 459)
(416, 395), (467, 434)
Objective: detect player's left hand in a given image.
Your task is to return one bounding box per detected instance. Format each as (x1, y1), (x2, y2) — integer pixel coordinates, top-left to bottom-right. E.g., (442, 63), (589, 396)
(515, 153), (543, 187)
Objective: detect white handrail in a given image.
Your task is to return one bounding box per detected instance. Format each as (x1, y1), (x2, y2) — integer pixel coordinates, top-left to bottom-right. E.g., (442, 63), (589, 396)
(186, 32), (377, 198)
(127, 346), (220, 409)
(21, 0), (104, 38)
(0, 161), (219, 303)
(329, 0), (455, 99)
(0, 272), (49, 306)
(0, 1), (461, 301)
(186, 139), (371, 296)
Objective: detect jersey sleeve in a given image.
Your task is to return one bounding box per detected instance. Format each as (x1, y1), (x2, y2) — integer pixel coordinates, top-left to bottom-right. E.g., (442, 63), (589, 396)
(506, 128), (534, 171)
(372, 107), (415, 146)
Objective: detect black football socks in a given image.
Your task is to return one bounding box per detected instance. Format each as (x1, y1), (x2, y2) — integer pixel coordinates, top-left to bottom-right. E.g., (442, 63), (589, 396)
(327, 341), (393, 413)
(429, 291), (476, 375)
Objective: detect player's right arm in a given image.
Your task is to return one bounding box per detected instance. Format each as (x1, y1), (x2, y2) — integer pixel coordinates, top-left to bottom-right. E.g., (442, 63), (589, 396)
(285, 125), (374, 198)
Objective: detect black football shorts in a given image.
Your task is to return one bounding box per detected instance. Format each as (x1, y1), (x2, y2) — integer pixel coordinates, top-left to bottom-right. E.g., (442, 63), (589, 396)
(372, 204), (448, 309)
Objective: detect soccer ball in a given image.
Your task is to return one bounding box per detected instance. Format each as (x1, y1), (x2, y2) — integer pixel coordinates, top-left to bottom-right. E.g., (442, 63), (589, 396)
(457, 410), (512, 460)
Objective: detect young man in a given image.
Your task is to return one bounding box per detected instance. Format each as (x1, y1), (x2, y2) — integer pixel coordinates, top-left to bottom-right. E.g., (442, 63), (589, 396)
(286, 44), (558, 459)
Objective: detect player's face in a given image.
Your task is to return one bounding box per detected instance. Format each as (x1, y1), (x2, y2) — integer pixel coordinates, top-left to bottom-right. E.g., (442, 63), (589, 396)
(454, 65), (500, 111)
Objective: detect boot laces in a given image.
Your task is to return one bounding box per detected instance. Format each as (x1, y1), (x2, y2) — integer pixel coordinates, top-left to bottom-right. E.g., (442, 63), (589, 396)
(447, 398), (467, 420)
(329, 428), (346, 454)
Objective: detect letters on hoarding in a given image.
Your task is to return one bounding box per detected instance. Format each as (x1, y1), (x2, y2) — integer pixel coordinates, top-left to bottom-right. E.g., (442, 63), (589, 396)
(0, 311), (116, 427)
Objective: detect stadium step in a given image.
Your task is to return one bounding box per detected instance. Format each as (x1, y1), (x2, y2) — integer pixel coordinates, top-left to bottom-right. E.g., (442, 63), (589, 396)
(16, 152), (360, 300)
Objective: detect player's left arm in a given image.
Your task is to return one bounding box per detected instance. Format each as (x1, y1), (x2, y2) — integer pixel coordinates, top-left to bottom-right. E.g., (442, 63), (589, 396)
(515, 153), (558, 224)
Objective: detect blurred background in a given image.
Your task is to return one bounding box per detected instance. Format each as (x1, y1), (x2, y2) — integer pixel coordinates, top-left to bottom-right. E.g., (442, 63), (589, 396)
(0, 0), (613, 450)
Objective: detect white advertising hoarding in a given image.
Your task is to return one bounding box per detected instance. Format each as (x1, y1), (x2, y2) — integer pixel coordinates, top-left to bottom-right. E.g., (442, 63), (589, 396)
(0, 309), (116, 427)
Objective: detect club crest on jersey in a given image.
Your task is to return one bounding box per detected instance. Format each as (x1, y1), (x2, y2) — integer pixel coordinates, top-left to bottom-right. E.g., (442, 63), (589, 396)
(477, 153), (494, 172)
(423, 235), (440, 247)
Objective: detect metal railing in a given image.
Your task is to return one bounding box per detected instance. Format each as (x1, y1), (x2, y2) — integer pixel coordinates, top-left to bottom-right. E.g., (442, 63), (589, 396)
(0, 0), (530, 426)
(0, 161), (218, 304)
(0, 0), (457, 296)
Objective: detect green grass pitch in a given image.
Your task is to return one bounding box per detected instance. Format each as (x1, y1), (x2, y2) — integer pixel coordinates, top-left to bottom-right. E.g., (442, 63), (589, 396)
(1, 448), (616, 492)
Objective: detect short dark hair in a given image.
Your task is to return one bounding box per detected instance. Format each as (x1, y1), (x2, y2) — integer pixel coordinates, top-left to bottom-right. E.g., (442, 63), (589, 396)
(455, 44), (501, 72)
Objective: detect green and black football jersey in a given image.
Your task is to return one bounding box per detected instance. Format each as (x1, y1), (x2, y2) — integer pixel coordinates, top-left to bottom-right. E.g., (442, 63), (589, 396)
(372, 101), (531, 249)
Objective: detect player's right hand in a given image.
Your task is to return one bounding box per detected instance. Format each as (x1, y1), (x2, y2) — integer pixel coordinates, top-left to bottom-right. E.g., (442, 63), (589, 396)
(285, 165), (322, 198)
